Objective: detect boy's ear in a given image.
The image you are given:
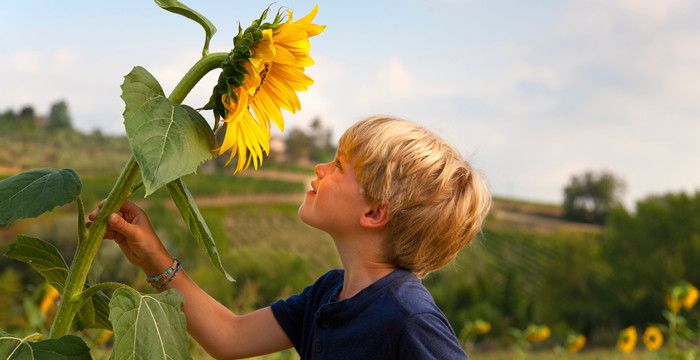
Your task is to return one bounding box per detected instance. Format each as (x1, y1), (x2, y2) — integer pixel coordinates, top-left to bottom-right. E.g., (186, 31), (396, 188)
(360, 201), (390, 229)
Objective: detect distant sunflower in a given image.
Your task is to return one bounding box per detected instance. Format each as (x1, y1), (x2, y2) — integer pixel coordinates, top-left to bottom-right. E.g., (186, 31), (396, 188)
(210, 5), (325, 173)
(642, 326), (663, 351)
(525, 325), (551, 342)
(683, 284), (698, 310)
(565, 334), (586, 353)
(473, 320), (491, 335)
(617, 326), (637, 353)
(39, 285), (60, 315)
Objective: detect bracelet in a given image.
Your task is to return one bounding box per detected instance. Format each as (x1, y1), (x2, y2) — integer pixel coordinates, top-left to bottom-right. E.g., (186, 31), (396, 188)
(154, 260), (182, 289)
(145, 258), (178, 284)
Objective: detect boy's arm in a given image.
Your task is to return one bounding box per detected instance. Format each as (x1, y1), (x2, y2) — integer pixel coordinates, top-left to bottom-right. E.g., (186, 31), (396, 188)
(88, 200), (292, 360)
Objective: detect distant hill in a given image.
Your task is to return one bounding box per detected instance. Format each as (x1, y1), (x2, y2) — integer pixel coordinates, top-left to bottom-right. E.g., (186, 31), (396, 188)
(1, 129), (599, 234)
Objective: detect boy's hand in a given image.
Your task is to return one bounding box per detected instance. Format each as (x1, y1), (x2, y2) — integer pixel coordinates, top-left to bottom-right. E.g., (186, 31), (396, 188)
(86, 200), (173, 275)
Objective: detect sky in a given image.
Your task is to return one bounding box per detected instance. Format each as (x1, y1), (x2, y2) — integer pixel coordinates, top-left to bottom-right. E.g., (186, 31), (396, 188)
(2, 0), (699, 206)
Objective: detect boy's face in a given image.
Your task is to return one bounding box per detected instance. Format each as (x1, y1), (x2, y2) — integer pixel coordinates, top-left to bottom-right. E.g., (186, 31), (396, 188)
(298, 153), (370, 237)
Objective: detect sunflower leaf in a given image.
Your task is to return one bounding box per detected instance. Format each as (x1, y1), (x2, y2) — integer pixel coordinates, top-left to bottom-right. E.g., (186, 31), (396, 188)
(0, 168), (81, 226)
(5, 235), (112, 330)
(154, 0), (217, 57)
(0, 330), (91, 360)
(167, 178), (234, 281)
(109, 287), (190, 360)
(121, 66), (216, 197)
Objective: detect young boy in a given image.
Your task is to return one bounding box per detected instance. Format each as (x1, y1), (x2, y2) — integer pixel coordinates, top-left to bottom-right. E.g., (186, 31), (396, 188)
(88, 115), (491, 359)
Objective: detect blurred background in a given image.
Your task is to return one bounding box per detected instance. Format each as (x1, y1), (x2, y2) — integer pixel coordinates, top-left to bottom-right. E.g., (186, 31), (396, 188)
(1, 1), (699, 359)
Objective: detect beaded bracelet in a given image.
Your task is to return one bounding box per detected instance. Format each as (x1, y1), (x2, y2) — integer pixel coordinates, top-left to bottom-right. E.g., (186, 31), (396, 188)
(145, 258), (179, 284)
(154, 260), (182, 289)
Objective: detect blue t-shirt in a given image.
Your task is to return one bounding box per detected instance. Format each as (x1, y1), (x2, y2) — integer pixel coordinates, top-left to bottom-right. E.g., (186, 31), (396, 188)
(270, 268), (467, 359)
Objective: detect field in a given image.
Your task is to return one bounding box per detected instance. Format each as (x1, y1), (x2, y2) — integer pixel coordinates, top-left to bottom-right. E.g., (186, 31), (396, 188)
(2, 130), (698, 359)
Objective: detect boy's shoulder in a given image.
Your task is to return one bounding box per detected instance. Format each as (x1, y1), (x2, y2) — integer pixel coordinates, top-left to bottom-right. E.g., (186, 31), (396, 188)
(381, 269), (445, 317)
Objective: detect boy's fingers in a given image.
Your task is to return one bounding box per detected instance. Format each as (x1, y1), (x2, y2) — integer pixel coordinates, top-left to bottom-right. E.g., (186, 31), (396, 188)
(108, 213), (138, 238)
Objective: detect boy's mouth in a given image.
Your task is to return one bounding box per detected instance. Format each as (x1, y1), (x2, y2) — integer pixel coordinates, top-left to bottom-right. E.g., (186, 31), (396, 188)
(309, 180), (318, 194)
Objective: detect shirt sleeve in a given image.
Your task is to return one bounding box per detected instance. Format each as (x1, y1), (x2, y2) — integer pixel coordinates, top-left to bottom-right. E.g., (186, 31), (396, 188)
(270, 283), (314, 350)
(398, 312), (468, 360)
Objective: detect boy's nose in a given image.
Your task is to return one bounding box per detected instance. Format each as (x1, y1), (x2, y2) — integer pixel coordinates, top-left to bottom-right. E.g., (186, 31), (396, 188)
(315, 162), (331, 178)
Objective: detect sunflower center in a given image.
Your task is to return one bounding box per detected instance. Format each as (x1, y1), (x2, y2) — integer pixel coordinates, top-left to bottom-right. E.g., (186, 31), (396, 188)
(254, 64), (271, 95)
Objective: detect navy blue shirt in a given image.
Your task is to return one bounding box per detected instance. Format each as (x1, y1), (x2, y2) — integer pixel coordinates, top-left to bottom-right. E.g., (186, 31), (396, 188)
(271, 269), (467, 359)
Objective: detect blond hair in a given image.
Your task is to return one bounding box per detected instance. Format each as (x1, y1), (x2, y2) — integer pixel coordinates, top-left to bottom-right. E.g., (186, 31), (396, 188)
(338, 116), (491, 278)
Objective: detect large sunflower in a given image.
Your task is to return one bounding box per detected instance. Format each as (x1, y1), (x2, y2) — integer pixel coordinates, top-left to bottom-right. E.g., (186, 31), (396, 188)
(214, 5), (324, 173)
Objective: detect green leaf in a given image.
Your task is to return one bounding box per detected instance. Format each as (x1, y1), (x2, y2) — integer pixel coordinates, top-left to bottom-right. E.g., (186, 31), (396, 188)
(109, 288), (190, 360)
(121, 66), (216, 197)
(154, 0), (217, 56)
(0, 330), (91, 359)
(0, 168), (81, 226)
(4, 235), (111, 330)
(167, 178), (234, 281)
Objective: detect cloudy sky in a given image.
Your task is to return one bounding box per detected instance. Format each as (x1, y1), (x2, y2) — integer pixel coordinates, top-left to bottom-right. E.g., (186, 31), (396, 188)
(2, 1), (699, 206)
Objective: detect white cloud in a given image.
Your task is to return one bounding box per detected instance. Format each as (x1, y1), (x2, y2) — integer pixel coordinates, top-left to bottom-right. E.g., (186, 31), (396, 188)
(8, 50), (41, 73)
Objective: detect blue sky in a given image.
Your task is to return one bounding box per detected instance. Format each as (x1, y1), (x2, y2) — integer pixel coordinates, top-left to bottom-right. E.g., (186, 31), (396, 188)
(2, 1), (699, 205)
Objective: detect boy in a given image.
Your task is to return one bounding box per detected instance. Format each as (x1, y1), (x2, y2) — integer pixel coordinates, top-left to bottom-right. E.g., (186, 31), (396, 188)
(88, 115), (491, 359)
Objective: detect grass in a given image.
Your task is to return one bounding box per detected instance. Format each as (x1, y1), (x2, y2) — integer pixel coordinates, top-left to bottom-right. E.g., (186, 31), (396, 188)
(472, 349), (660, 360)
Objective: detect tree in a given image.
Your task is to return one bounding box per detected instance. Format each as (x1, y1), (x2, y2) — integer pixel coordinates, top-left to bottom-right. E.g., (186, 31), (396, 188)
(46, 100), (73, 130)
(562, 170), (625, 224)
(285, 127), (314, 162)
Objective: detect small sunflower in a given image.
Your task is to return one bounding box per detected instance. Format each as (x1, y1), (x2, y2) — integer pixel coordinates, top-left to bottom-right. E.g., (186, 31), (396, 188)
(642, 326), (663, 351)
(565, 333), (586, 353)
(525, 325), (551, 342)
(39, 285), (60, 315)
(208, 5), (325, 173)
(617, 326), (637, 353)
(473, 320), (491, 335)
(683, 284), (698, 310)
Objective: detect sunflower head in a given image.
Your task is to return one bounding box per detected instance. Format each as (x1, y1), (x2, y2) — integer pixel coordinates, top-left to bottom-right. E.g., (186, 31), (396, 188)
(473, 320), (491, 335)
(642, 326), (663, 351)
(617, 326), (637, 353)
(204, 5), (324, 173)
(205, 7), (285, 121)
(39, 285), (61, 315)
(667, 282), (699, 312)
(525, 325), (551, 343)
(565, 333), (586, 353)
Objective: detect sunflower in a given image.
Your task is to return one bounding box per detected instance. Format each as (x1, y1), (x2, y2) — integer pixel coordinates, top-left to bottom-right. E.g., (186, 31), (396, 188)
(683, 284), (698, 310)
(617, 326), (637, 353)
(473, 320), (491, 335)
(212, 5), (325, 173)
(642, 326), (663, 351)
(525, 325), (551, 342)
(565, 334), (586, 353)
(39, 285), (60, 315)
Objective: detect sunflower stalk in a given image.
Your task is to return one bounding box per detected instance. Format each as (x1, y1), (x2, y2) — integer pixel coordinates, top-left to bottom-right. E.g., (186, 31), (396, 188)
(48, 52), (227, 338)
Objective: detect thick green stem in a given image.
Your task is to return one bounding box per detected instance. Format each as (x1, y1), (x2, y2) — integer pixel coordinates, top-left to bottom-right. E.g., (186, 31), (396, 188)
(76, 196), (87, 249)
(48, 52), (227, 338)
(169, 52), (227, 104)
(50, 157), (140, 338)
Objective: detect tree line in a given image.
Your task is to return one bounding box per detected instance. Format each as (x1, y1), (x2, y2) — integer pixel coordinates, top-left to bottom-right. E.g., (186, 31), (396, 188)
(0, 101), (74, 131)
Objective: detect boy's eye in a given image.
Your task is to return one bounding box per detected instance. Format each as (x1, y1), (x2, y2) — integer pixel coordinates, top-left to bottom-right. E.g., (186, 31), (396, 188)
(334, 159), (343, 171)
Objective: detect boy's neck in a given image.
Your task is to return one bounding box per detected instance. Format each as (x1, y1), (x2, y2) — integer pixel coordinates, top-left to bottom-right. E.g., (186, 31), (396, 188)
(333, 234), (396, 301)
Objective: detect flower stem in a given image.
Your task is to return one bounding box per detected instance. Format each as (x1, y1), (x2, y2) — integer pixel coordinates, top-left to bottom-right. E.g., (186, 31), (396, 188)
(50, 157), (140, 338)
(48, 51), (227, 338)
(168, 52), (227, 104)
